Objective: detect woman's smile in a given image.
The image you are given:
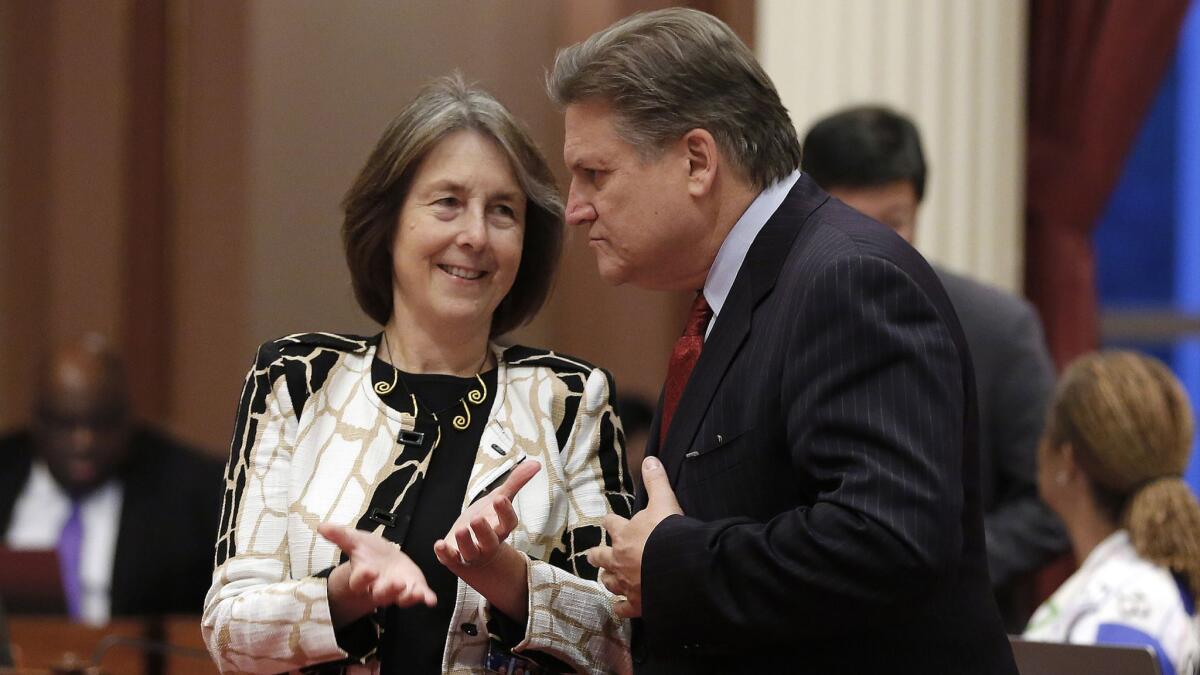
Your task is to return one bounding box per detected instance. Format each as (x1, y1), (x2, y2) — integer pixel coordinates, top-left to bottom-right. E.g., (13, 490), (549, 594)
(438, 264), (487, 281)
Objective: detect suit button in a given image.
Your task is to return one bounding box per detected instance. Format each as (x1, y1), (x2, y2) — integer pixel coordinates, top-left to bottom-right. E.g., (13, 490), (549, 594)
(716, 434), (724, 443)
(460, 623), (478, 636)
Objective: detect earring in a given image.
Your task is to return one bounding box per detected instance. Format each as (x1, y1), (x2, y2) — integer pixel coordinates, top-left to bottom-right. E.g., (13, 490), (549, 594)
(1055, 470), (1069, 486)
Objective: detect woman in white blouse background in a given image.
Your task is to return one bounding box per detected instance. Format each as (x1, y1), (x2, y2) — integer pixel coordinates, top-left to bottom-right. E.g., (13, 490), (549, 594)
(1025, 351), (1200, 675)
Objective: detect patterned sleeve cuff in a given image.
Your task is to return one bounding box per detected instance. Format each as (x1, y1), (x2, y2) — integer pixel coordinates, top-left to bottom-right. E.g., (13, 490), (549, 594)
(207, 572), (348, 673)
(309, 565), (381, 665)
(515, 556), (631, 674)
(487, 605), (573, 673)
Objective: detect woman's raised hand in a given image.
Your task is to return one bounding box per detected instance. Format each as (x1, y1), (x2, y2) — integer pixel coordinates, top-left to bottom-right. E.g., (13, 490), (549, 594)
(319, 522), (437, 611)
(434, 459), (541, 572)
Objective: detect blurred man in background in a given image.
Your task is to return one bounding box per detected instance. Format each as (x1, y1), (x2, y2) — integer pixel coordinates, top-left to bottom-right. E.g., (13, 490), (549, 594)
(0, 334), (223, 624)
(802, 105), (1069, 629)
(617, 394), (655, 490)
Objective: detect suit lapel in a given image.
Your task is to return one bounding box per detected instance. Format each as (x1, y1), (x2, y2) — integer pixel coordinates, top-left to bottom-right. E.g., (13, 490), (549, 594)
(660, 175), (829, 483)
(0, 436), (35, 538)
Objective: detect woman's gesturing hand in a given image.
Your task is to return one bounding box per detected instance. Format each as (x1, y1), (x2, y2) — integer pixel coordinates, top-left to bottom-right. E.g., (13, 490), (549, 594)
(319, 522), (437, 617)
(434, 459), (541, 572)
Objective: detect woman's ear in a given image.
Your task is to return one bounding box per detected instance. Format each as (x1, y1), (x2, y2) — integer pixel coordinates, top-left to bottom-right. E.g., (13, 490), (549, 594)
(681, 128), (719, 198)
(1057, 442), (1081, 484)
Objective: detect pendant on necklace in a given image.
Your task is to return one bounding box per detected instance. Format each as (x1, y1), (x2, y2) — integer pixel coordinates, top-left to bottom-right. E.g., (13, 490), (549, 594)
(452, 400), (471, 431)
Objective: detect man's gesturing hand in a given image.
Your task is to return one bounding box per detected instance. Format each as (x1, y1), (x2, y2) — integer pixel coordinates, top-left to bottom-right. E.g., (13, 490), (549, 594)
(586, 456), (682, 618)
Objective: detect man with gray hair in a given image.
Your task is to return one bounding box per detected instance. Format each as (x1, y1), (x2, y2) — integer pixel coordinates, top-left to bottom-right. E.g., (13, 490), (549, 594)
(551, 8), (1016, 673)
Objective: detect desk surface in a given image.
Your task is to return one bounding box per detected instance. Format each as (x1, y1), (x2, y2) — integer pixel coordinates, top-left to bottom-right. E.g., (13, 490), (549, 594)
(1009, 637), (1161, 675)
(7, 615), (215, 675)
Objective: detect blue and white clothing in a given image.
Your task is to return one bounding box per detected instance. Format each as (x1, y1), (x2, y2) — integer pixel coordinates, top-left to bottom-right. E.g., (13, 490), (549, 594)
(1025, 529), (1199, 675)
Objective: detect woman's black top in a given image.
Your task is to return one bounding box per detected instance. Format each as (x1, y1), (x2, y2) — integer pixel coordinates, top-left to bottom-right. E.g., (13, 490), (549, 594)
(365, 355), (497, 674)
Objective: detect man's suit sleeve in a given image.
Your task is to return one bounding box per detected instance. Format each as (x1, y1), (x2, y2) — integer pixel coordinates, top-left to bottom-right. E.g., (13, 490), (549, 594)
(641, 254), (965, 645)
(982, 303), (1066, 585)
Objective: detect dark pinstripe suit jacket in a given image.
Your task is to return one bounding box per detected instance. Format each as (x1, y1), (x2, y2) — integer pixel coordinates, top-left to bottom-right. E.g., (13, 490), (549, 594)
(632, 175), (1018, 673)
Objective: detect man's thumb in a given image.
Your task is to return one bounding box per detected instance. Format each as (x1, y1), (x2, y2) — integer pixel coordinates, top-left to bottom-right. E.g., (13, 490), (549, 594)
(641, 457), (680, 512)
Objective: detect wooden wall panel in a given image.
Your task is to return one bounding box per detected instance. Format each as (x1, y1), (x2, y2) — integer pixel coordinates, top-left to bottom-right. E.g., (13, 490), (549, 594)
(165, 0), (251, 455)
(0, 1), (53, 431)
(124, 0), (172, 422)
(1, 1), (128, 430)
(47, 1), (127, 345)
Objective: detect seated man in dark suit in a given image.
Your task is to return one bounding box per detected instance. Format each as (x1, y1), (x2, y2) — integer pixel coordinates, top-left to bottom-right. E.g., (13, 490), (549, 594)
(801, 105), (1070, 629)
(0, 334), (223, 624)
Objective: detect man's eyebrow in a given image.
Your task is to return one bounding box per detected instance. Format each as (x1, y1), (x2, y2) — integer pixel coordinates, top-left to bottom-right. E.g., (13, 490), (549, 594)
(567, 156), (608, 171)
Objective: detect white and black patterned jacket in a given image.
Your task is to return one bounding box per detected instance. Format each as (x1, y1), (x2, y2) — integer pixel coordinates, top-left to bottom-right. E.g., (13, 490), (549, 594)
(202, 333), (633, 674)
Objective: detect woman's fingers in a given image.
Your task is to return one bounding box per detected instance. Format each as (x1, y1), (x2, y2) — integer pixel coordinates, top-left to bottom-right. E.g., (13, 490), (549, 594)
(433, 539), (455, 567)
(493, 496), (519, 536)
(371, 577), (399, 604)
(469, 515), (500, 555)
(396, 586), (420, 607)
(441, 517), (496, 566)
(369, 558), (436, 608)
(318, 522), (358, 554)
(493, 459), (540, 501)
(455, 523), (480, 561)
(348, 565), (378, 595)
(386, 564), (434, 608)
(395, 579), (437, 608)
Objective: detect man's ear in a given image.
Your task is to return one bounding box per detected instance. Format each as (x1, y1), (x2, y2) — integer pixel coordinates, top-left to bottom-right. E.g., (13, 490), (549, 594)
(682, 128), (719, 197)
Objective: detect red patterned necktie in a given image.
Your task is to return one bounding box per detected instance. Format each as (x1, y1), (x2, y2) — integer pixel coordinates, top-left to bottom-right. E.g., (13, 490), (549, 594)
(660, 292), (713, 446)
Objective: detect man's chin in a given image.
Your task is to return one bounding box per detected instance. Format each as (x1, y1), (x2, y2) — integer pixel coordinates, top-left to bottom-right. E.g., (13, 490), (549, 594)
(594, 259), (631, 286)
(49, 463), (105, 497)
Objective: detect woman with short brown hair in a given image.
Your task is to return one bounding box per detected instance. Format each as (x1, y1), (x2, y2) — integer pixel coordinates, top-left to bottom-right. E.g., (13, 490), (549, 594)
(203, 74), (632, 675)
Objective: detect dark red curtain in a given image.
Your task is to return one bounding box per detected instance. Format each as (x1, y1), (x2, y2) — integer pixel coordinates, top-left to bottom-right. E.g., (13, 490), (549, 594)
(1025, 0), (1193, 605)
(1025, 0), (1192, 370)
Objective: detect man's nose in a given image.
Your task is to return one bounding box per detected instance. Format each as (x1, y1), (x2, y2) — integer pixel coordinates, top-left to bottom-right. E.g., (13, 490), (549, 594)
(70, 426), (96, 452)
(565, 184), (596, 227)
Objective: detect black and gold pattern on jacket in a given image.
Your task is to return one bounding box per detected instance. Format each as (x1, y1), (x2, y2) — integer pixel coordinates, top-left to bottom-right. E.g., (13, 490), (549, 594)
(204, 334), (634, 674)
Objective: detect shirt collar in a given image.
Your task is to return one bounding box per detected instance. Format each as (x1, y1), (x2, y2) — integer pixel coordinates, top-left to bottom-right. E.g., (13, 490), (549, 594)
(702, 169), (801, 332)
(29, 459), (118, 507)
(1079, 529), (1132, 574)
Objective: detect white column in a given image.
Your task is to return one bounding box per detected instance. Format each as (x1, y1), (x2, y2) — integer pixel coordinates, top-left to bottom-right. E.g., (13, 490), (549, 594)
(758, 0), (1028, 293)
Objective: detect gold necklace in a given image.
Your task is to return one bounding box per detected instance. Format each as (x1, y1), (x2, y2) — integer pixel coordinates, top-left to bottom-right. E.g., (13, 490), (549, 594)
(374, 332), (489, 436)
